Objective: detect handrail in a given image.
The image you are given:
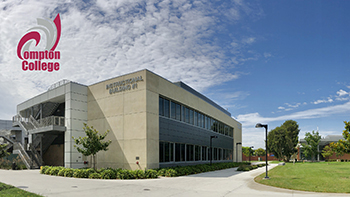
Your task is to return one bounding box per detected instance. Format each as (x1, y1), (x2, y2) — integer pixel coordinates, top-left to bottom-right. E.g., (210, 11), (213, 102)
(13, 142), (32, 169)
(29, 144), (43, 166)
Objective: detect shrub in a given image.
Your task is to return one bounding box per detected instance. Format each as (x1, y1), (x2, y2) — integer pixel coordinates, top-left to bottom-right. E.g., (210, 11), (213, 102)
(64, 168), (74, 177)
(40, 166), (50, 174)
(89, 172), (101, 179)
(145, 169), (158, 179)
(165, 169), (177, 177)
(134, 170), (145, 179)
(237, 165), (252, 171)
(101, 169), (116, 179)
(49, 166), (64, 176)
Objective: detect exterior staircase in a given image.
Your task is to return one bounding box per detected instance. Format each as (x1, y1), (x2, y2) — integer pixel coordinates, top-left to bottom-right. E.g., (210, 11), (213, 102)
(12, 113), (65, 169)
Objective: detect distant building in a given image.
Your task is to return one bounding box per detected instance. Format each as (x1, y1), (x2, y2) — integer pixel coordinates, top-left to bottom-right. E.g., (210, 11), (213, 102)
(299, 135), (350, 161)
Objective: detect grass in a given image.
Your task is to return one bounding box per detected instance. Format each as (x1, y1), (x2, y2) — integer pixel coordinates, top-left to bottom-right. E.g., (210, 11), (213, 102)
(0, 182), (42, 197)
(255, 162), (350, 193)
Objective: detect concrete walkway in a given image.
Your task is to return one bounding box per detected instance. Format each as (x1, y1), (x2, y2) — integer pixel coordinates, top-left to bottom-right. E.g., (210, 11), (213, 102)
(0, 164), (349, 197)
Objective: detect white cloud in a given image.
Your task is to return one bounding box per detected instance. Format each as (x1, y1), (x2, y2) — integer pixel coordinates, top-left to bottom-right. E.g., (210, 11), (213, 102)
(313, 97), (333, 104)
(337, 89), (348, 97)
(0, 0), (259, 119)
(278, 106), (285, 110)
(237, 101), (350, 127)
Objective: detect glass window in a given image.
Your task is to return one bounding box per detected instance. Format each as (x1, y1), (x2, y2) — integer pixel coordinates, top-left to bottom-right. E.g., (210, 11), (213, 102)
(194, 111), (198, 126)
(214, 148), (218, 160)
(219, 148), (222, 160)
(230, 127), (234, 137)
(186, 144), (194, 161)
(169, 143), (174, 162)
(202, 146), (207, 161)
(159, 97), (164, 116)
(195, 145), (201, 161)
(189, 109), (194, 125)
(175, 143), (185, 162)
(224, 125), (229, 136)
(176, 103), (181, 120)
(165, 142), (170, 162)
(185, 107), (189, 123)
(171, 102), (176, 119)
(159, 141), (164, 163)
(219, 122), (224, 134)
(164, 99), (170, 118)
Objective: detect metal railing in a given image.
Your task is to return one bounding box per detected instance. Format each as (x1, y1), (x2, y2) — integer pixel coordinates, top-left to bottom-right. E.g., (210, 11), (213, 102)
(13, 142), (32, 169)
(13, 114), (65, 131)
(37, 116), (65, 127)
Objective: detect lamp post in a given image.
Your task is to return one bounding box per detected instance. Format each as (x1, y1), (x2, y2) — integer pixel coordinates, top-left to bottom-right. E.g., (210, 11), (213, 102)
(249, 146), (254, 163)
(255, 123), (269, 179)
(236, 142), (241, 162)
(210, 135), (218, 165)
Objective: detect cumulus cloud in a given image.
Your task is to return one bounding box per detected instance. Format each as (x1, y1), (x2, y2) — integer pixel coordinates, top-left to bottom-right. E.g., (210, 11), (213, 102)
(0, 0), (260, 119)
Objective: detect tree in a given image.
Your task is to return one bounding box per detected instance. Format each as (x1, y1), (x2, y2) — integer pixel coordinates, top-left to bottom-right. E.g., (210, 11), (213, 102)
(267, 120), (300, 161)
(302, 130), (321, 162)
(330, 121), (350, 158)
(321, 145), (333, 161)
(242, 146), (251, 157)
(0, 144), (10, 158)
(73, 123), (112, 169)
(255, 148), (266, 156)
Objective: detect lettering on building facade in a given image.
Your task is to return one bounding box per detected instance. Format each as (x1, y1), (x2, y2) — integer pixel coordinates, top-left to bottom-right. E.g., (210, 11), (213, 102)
(106, 76), (144, 94)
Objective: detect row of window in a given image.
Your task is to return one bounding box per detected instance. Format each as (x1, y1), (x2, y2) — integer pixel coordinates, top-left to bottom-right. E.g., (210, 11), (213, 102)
(159, 141), (233, 163)
(159, 97), (234, 137)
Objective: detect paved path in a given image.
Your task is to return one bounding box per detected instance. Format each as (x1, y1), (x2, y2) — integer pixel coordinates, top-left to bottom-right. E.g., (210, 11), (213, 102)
(0, 164), (349, 197)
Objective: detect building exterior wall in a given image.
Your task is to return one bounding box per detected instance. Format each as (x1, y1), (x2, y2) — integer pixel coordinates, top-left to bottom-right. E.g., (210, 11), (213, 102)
(145, 71), (242, 164)
(87, 70), (148, 170)
(87, 70), (241, 170)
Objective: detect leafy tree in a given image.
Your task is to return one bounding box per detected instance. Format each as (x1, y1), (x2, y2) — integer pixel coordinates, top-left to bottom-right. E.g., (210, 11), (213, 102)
(242, 147), (251, 157)
(267, 120), (300, 161)
(255, 148), (266, 156)
(321, 145), (333, 161)
(302, 131), (321, 162)
(0, 144), (10, 158)
(330, 121), (350, 158)
(73, 123), (112, 169)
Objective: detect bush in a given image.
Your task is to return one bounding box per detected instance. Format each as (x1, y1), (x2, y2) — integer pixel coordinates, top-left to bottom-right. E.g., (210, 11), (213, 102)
(134, 170), (145, 179)
(40, 166), (50, 174)
(145, 169), (158, 178)
(237, 165), (252, 171)
(49, 166), (64, 176)
(101, 169), (116, 179)
(165, 169), (177, 177)
(73, 168), (96, 178)
(89, 172), (101, 179)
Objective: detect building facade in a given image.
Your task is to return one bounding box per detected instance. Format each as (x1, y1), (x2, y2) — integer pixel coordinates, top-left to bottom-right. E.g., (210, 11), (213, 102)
(13, 69), (242, 170)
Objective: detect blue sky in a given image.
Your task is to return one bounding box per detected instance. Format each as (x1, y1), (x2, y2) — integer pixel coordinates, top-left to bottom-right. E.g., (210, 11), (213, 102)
(1, 0), (350, 148)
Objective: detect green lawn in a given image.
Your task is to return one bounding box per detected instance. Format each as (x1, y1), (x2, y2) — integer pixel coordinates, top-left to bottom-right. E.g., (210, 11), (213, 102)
(0, 182), (42, 197)
(255, 162), (350, 193)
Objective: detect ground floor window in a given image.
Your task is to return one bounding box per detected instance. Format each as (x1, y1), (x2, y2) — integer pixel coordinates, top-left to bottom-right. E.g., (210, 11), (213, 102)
(160, 141), (233, 163)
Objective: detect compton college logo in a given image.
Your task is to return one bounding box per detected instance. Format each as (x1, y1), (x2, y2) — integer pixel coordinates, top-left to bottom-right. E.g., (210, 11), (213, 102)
(17, 13), (61, 72)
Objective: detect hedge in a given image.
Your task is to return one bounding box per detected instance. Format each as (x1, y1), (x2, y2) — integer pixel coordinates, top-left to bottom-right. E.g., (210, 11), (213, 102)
(236, 163), (266, 172)
(40, 162), (249, 179)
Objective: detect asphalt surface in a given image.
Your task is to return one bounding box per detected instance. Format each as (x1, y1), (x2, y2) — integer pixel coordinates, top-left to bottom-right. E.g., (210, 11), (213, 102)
(0, 164), (349, 197)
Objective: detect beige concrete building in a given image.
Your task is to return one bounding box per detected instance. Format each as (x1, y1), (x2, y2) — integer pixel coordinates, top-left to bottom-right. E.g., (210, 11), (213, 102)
(13, 69), (242, 170)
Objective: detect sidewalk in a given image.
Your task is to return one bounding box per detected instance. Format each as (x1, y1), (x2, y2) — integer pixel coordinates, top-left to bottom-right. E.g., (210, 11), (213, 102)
(0, 164), (349, 197)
